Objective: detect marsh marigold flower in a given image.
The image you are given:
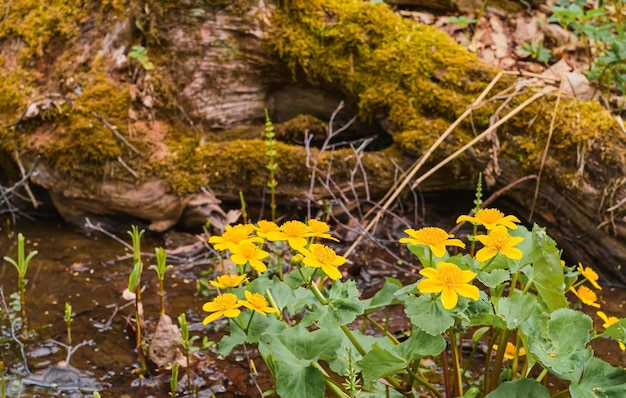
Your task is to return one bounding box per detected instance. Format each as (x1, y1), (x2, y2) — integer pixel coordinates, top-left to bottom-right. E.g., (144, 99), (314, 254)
(493, 342), (526, 360)
(400, 227), (465, 258)
(255, 220), (280, 239)
(202, 293), (243, 324)
(241, 291), (277, 316)
(597, 311), (625, 350)
(577, 263), (602, 290)
(456, 208), (520, 230)
(300, 243), (346, 280)
(266, 220), (311, 250)
(210, 273), (247, 289)
(209, 224), (261, 251)
(307, 219), (339, 242)
(475, 226), (524, 262)
(418, 261), (480, 309)
(230, 241), (269, 272)
(570, 285), (601, 308)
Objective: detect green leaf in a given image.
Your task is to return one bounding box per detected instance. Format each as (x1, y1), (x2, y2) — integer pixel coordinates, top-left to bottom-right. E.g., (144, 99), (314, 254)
(393, 326), (446, 361)
(528, 225), (568, 312)
(301, 280), (364, 328)
(257, 324), (342, 398)
(362, 277), (402, 313)
(478, 269), (510, 288)
(404, 294), (454, 336)
(526, 308), (593, 377)
(494, 293), (540, 330)
(285, 267), (316, 288)
(359, 344), (407, 385)
(218, 320), (247, 357)
(566, 357), (626, 398)
(485, 378), (550, 398)
(327, 331), (393, 376)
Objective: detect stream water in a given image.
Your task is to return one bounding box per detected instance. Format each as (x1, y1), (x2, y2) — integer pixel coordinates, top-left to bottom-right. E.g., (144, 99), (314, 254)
(0, 212), (625, 398)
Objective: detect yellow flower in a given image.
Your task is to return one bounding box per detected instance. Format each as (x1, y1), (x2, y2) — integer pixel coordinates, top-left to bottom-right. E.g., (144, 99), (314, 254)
(577, 263), (602, 290)
(209, 224), (261, 251)
(255, 220), (280, 239)
(399, 227), (465, 258)
(229, 241), (269, 272)
(241, 290), (277, 316)
(456, 208), (520, 230)
(300, 244), (346, 280)
(475, 226), (524, 262)
(597, 311), (625, 350)
(570, 285), (601, 308)
(418, 261), (480, 310)
(307, 219), (339, 242)
(493, 342), (526, 360)
(266, 220), (311, 250)
(202, 293), (243, 324)
(210, 273), (247, 289)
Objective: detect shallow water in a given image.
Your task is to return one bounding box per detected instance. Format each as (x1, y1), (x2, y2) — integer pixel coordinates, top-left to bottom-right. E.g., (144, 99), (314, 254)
(0, 216), (272, 397)
(1, 214), (625, 397)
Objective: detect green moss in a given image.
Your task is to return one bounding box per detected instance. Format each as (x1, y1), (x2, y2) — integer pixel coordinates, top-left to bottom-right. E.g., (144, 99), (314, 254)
(0, 0), (90, 59)
(268, 0), (497, 133)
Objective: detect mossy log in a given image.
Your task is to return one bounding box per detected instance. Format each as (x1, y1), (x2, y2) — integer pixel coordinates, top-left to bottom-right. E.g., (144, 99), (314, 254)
(1, 0), (626, 285)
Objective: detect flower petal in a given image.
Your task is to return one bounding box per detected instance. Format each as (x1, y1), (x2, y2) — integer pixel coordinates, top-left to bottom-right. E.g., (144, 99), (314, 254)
(440, 287), (458, 309)
(454, 284), (480, 301)
(475, 247), (498, 262)
(418, 278), (443, 294)
(202, 311), (223, 325)
(430, 244), (447, 258)
(500, 247), (523, 260)
(322, 264), (342, 280)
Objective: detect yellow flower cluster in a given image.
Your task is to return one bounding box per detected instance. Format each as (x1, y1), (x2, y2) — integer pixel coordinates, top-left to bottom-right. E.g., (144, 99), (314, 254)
(203, 219), (346, 324)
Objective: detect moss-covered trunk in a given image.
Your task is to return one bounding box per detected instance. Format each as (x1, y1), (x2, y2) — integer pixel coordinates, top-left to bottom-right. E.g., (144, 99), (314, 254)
(1, 0), (626, 285)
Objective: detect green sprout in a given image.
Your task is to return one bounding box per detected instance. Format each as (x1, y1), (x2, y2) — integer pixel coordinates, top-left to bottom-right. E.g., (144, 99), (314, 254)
(177, 313), (199, 394)
(127, 225), (148, 375)
(128, 45), (154, 71)
(265, 108), (278, 222)
(3, 233), (38, 339)
(149, 247), (173, 315)
(65, 301), (73, 346)
(169, 362), (179, 398)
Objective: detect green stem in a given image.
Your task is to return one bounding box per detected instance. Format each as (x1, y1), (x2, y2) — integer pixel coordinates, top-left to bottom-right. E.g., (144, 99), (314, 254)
(310, 362), (350, 398)
(489, 329), (511, 393)
(406, 366), (443, 398)
(536, 368), (548, 383)
(448, 328), (463, 397)
(309, 280), (413, 396)
(364, 315), (400, 344)
(550, 388), (571, 398)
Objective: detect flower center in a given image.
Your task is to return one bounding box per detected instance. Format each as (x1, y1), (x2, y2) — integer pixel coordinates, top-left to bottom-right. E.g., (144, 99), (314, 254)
(476, 208), (504, 223)
(247, 293), (268, 309)
(488, 229), (510, 249)
(439, 267), (461, 287)
(312, 245), (336, 264)
(416, 227), (449, 245)
(282, 221), (308, 237)
(239, 241), (259, 258)
(215, 294), (239, 310)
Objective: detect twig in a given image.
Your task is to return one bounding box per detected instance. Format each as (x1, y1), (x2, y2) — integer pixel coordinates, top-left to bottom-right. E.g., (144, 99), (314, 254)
(529, 80), (564, 221)
(90, 111), (141, 155)
(13, 151), (39, 208)
(344, 73), (552, 258)
(117, 156), (139, 178)
(0, 287), (30, 373)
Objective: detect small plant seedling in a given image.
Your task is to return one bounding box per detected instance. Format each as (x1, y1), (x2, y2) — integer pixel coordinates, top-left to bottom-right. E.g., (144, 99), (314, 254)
(3, 233), (38, 339)
(128, 45), (154, 71)
(149, 247), (173, 315)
